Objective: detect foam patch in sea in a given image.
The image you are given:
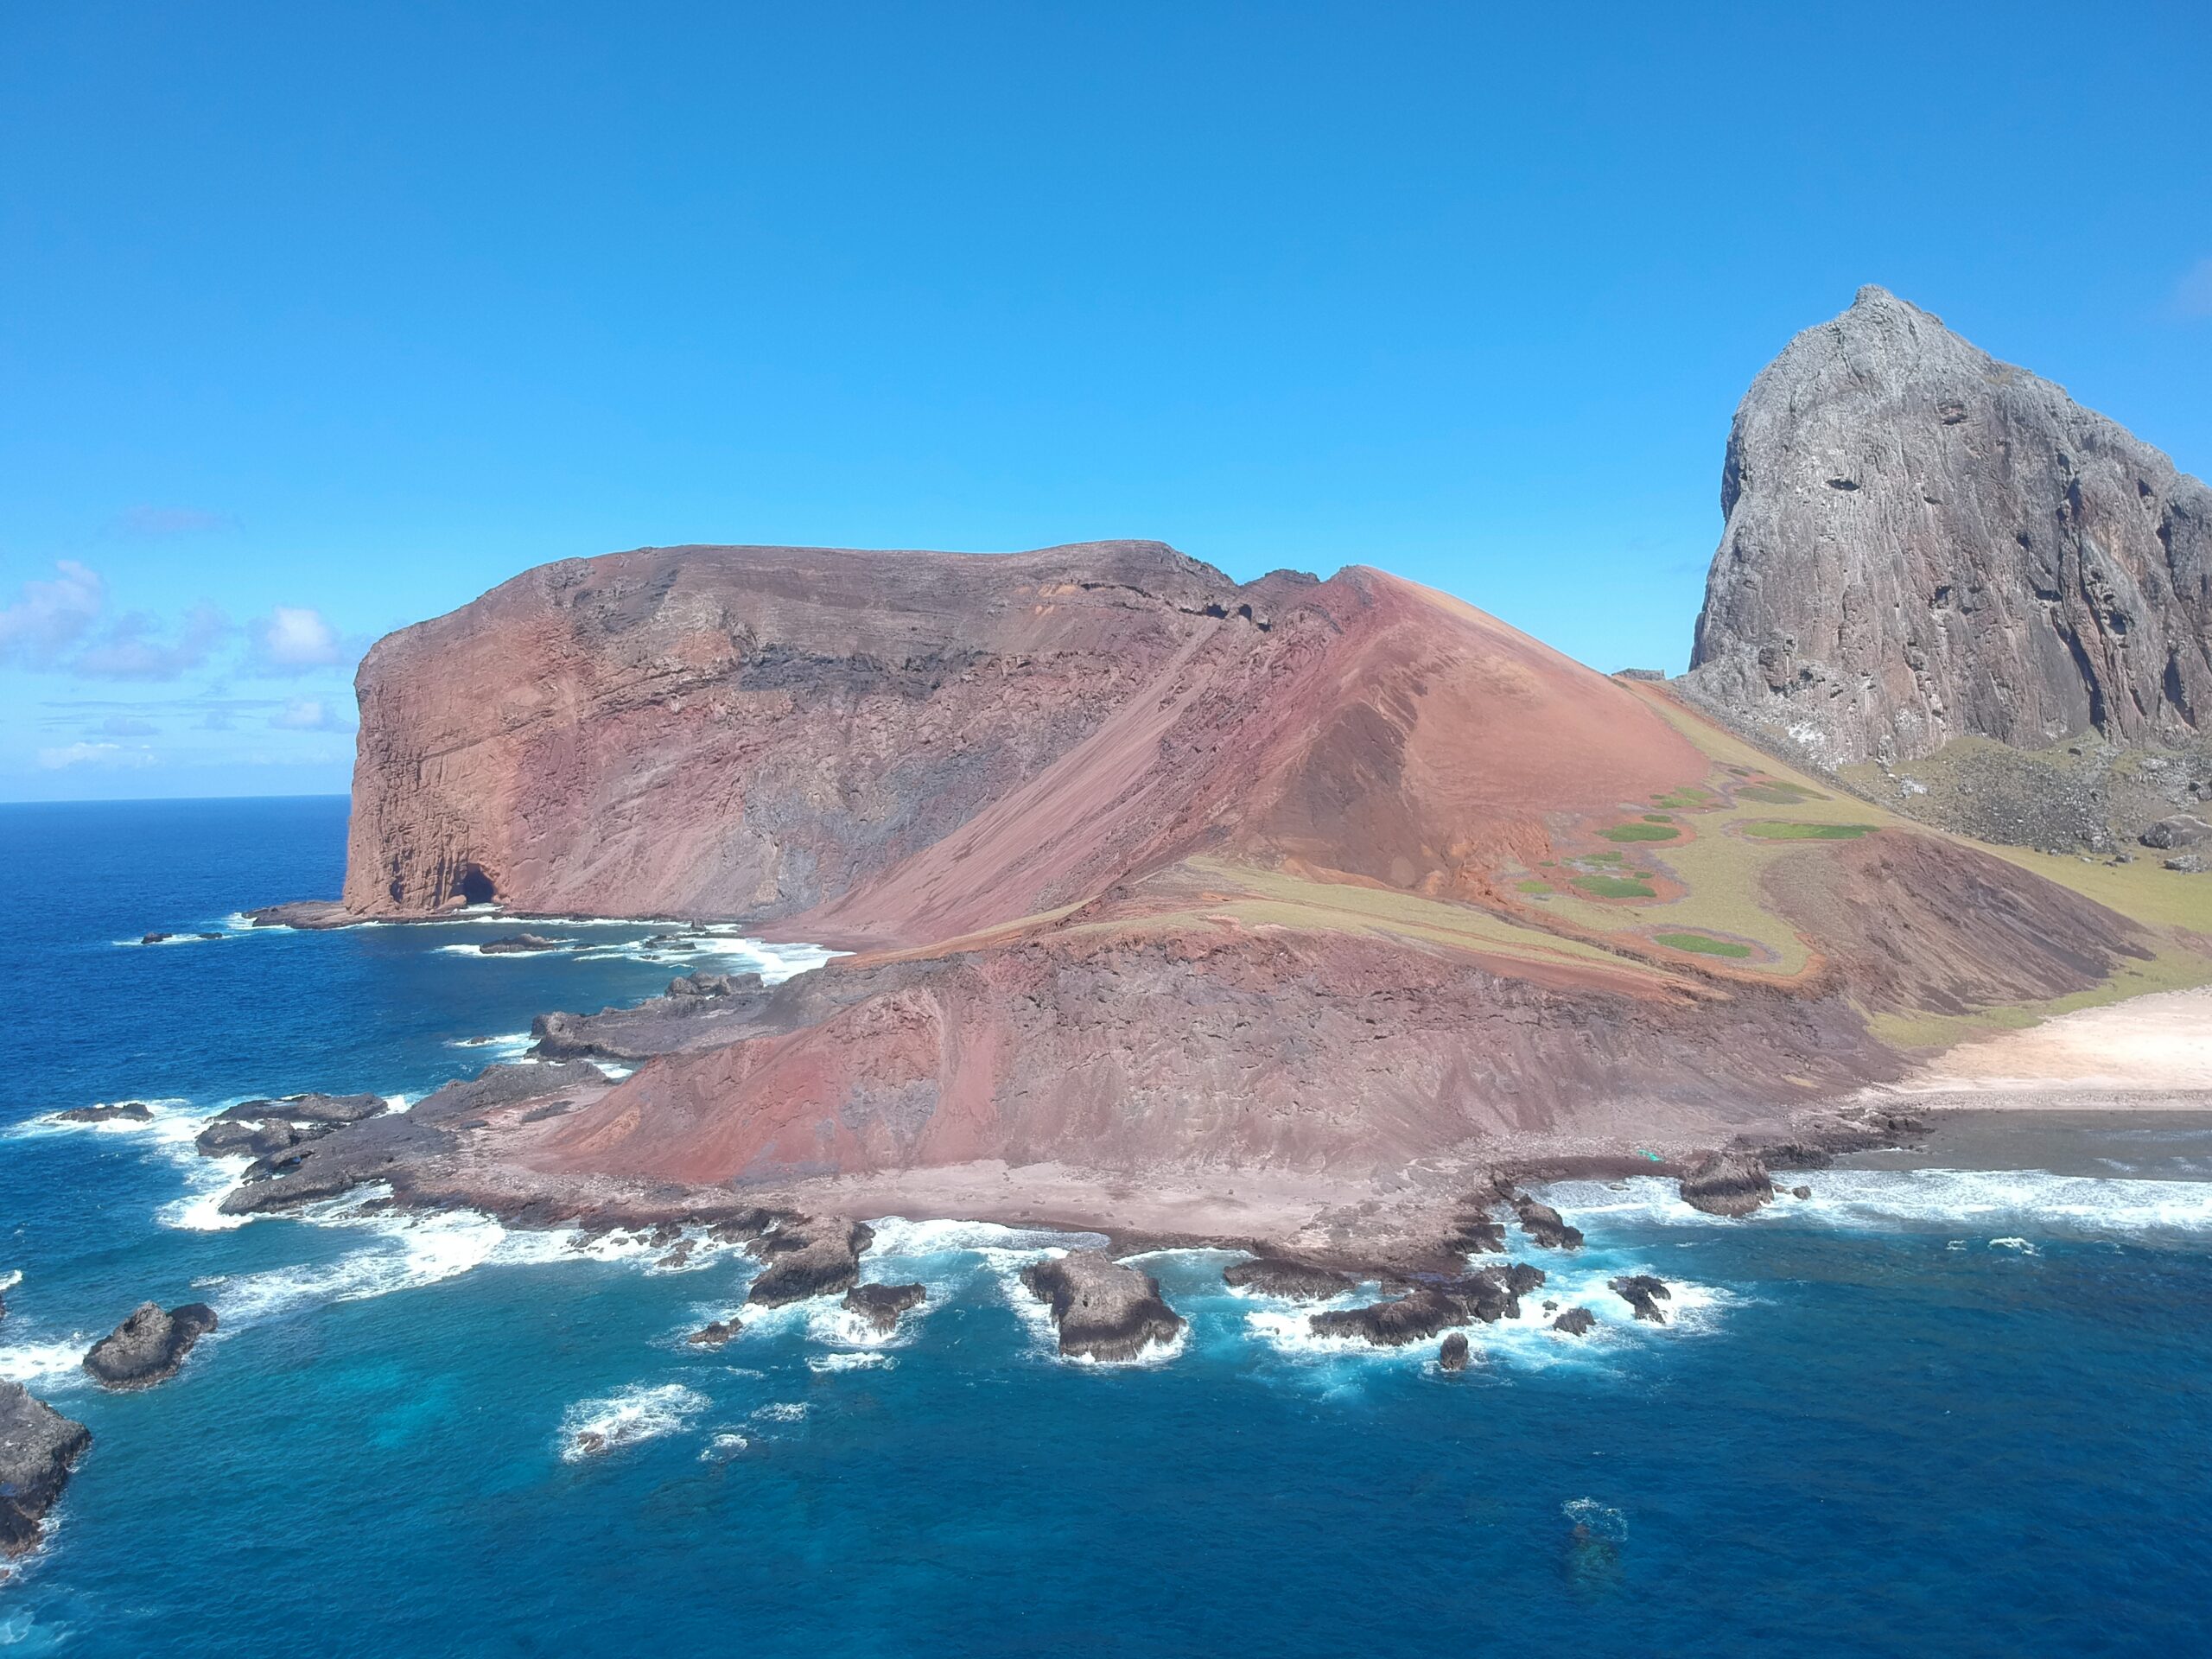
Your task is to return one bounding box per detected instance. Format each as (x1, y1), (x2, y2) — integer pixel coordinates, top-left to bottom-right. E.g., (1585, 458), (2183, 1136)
(558, 1382), (709, 1462)
(1538, 1169), (2212, 1241)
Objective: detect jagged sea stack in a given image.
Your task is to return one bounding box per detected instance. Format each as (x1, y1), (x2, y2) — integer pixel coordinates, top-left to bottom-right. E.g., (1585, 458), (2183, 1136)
(1682, 285), (2212, 770)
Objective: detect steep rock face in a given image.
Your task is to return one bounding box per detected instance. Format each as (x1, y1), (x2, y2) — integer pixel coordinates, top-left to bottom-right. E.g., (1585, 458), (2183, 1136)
(1684, 286), (2212, 767)
(342, 542), (1287, 924)
(341, 541), (1709, 941)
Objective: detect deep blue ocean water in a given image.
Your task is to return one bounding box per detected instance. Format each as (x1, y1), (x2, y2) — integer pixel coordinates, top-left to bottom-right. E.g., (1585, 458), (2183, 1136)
(3, 797), (2210, 1656)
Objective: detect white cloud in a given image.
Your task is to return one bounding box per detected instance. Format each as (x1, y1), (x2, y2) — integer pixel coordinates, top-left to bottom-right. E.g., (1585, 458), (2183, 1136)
(99, 715), (159, 736)
(270, 696), (354, 733)
(71, 602), (231, 680)
(0, 561), (105, 668)
(250, 606), (348, 671)
(37, 741), (158, 771)
(2177, 257), (2212, 320)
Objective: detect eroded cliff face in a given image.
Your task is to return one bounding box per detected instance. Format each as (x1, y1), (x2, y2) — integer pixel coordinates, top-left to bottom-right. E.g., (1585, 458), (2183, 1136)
(342, 541), (1707, 944)
(343, 542), (1275, 922)
(1682, 286), (2212, 768)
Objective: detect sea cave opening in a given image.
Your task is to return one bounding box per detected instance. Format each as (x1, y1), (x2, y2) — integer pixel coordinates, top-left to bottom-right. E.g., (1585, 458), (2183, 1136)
(454, 864), (497, 906)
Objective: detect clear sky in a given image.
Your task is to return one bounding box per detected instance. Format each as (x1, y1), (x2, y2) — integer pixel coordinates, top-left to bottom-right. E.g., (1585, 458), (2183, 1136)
(3, 1), (2208, 800)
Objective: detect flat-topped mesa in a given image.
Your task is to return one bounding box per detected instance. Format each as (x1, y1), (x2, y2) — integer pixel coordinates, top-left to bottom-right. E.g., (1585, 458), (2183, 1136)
(1682, 285), (2212, 769)
(340, 538), (1707, 943)
(342, 540), (1296, 928)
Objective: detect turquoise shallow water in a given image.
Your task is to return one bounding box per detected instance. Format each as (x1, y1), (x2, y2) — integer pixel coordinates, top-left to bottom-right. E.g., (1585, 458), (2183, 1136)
(3, 797), (2210, 1656)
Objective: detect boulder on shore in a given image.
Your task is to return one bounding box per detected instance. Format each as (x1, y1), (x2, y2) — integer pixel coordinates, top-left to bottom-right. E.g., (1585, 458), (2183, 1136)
(83, 1301), (219, 1390)
(746, 1219), (875, 1307)
(1609, 1274), (1672, 1325)
(1678, 1150), (1775, 1217)
(53, 1102), (154, 1124)
(1020, 1251), (1184, 1362)
(842, 1281), (926, 1335)
(1222, 1256), (1352, 1300)
(1438, 1332), (1471, 1372)
(0, 1382), (91, 1558)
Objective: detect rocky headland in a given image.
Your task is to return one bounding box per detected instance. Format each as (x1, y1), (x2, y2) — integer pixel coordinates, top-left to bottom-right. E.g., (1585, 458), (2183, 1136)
(1020, 1251), (1185, 1362)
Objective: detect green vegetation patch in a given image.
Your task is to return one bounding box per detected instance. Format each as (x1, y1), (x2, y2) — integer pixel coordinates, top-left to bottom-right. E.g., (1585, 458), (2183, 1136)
(1741, 820), (1877, 841)
(1642, 813), (1674, 823)
(1572, 874), (1657, 899)
(1652, 786), (1717, 810)
(1737, 783), (1821, 804)
(1654, 931), (1753, 958)
(1515, 879), (1551, 894)
(1599, 823), (1681, 842)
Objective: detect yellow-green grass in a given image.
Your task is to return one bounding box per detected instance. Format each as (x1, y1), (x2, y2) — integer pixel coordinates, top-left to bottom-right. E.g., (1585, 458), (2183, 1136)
(1598, 823), (1681, 842)
(1741, 821), (1877, 841)
(1654, 931), (1754, 958)
(1572, 874), (1656, 899)
(1166, 856), (1669, 978)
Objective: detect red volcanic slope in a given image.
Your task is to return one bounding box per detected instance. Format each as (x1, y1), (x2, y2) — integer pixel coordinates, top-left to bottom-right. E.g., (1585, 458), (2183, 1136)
(343, 542), (1707, 948)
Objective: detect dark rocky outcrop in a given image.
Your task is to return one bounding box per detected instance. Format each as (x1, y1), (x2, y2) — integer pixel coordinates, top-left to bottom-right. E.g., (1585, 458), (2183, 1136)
(83, 1301), (219, 1389)
(480, 933), (565, 954)
(52, 1102), (153, 1124)
(138, 932), (173, 944)
(1222, 1256), (1353, 1300)
(1438, 1332), (1470, 1372)
(686, 1319), (741, 1347)
(745, 1219), (875, 1307)
(842, 1281), (926, 1335)
(195, 1093), (389, 1161)
(243, 899), (356, 930)
(1683, 285), (2212, 772)
(1610, 1275), (1672, 1325)
(1677, 1150), (1776, 1217)
(2140, 815), (2212, 851)
(1020, 1251), (1184, 1362)
(0, 1383), (90, 1557)
(1790, 1185), (1813, 1200)
(531, 973), (773, 1064)
(1444, 1206), (1508, 1255)
(1553, 1306), (1597, 1337)
(1309, 1264), (1541, 1347)
(1505, 1191), (1584, 1250)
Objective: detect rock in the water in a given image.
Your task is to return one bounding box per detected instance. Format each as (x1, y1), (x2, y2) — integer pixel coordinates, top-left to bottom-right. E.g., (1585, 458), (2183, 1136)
(746, 1219), (875, 1307)
(2141, 815), (2212, 851)
(1553, 1306), (1597, 1337)
(1438, 1332), (1470, 1372)
(1221, 1256), (1352, 1300)
(243, 899), (356, 931)
(1609, 1275), (1672, 1325)
(686, 1319), (740, 1347)
(1309, 1265), (1535, 1348)
(1506, 1191), (1584, 1250)
(194, 1092), (387, 1159)
(52, 1102), (154, 1124)
(139, 931), (172, 945)
(83, 1301), (219, 1390)
(479, 932), (564, 955)
(1020, 1251), (1184, 1362)
(1677, 1150), (1775, 1217)
(0, 1382), (91, 1557)
(1791, 1185), (1813, 1200)
(842, 1281), (926, 1335)
(1682, 285), (2212, 770)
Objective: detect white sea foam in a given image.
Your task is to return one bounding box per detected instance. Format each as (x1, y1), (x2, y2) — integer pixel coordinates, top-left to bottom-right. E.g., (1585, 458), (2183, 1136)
(558, 1382), (708, 1462)
(699, 1431), (750, 1462)
(0, 1336), (95, 1390)
(807, 1351), (894, 1374)
(0, 1271), (20, 1293)
(6, 1098), (193, 1144)
(1538, 1167), (2212, 1241)
(751, 1401), (810, 1423)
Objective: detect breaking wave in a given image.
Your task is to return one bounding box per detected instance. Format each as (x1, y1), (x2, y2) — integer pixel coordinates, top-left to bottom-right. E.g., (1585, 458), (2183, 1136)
(558, 1382), (708, 1462)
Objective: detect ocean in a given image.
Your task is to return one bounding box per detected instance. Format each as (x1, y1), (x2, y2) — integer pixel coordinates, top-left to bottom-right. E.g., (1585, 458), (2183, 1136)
(2, 796), (2208, 1656)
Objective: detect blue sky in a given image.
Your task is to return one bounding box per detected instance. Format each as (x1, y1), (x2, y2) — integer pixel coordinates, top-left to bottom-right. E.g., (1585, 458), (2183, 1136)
(3, 1), (2209, 800)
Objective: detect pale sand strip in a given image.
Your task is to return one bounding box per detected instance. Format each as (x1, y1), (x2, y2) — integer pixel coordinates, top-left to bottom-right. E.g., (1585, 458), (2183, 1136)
(1894, 987), (2212, 1101)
